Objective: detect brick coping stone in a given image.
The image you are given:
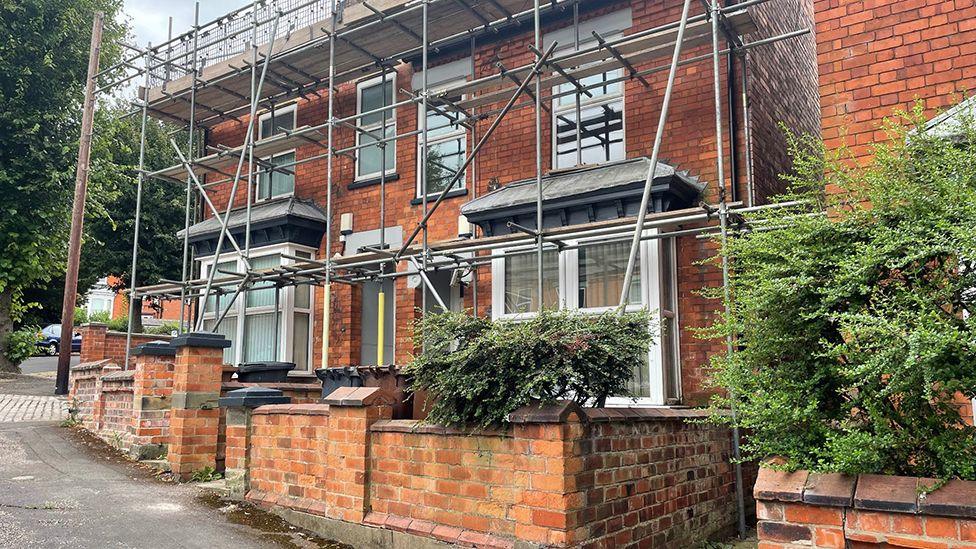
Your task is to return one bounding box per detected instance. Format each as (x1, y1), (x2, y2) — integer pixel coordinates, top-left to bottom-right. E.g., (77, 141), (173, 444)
(71, 359), (113, 373)
(370, 419), (511, 438)
(754, 468), (976, 518)
(252, 403), (330, 416)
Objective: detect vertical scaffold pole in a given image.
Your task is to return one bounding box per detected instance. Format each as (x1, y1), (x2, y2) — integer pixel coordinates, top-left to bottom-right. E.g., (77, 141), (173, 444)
(533, 0), (544, 311)
(420, 0), (430, 319)
(123, 44), (153, 369)
(321, 0), (337, 369)
(618, 0), (693, 309)
(179, 2), (201, 334)
(376, 66), (388, 366)
(711, 0), (746, 538)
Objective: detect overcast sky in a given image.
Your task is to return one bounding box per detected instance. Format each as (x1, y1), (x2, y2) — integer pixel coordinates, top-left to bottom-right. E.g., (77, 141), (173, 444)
(123, 0), (251, 48)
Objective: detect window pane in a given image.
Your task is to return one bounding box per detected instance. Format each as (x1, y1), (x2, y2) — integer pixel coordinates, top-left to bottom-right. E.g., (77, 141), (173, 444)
(424, 138), (465, 195)
(260, 110), (294, 139)
(426, 100), (463, 138)
(243, 312), (280, 362)
(503, 250), (559, 314)
(358, 125), (395, 177)
(626, 354), (651, 398)
(360, 80), (394, 127)
(292, 312), (310, 371)
(258, 152), (295, 199)
(246, 254), (281, 308)
(206, 261), (238, 313)
(555, 101), (624, 168)
(203, 316), (237, 364)
(293, 251), (312, 309)
(578, 241), (640, 308)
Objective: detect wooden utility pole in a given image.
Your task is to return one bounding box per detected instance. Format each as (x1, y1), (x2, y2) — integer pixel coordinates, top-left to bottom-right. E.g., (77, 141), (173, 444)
(55, 12), (104, 395)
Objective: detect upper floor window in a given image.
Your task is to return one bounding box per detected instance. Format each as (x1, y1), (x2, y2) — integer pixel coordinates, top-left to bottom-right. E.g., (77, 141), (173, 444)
(546, 9), (631, 169)
(418, 87), (466, 198)
(357, 74), (396, 180)
(553, 70), (624, 168)
(257, 105), (296, 200)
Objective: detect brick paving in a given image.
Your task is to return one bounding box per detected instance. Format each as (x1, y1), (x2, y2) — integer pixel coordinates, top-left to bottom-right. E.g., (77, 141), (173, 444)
(0, 393), (67, 423)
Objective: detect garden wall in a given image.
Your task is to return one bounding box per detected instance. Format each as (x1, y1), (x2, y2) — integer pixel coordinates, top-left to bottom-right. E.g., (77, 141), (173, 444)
(79, 323), (173, 368)
(755, 468), (976, 548)
(234, 393), (752, 549)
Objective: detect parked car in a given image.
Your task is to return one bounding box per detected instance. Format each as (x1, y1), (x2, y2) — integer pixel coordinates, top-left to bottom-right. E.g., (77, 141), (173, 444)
(36, 324), (81, 356)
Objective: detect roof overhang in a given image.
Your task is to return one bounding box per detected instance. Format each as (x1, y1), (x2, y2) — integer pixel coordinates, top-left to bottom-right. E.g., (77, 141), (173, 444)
(180, 197), (327, 257)
(460, 158), (705, 236)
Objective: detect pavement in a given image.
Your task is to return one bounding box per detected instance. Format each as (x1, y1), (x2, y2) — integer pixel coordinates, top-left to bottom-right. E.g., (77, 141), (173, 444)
(0, 376), (344, 549)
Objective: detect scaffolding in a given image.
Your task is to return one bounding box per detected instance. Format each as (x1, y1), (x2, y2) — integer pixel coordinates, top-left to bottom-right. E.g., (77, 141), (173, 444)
(93, 0), (814, 536)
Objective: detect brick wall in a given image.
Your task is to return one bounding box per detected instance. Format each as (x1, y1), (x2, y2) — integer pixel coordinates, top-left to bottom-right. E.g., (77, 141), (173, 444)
(755, 468), (976, 548)
(79, 323), (173, 368)
(817, 0), (976, 166)
(68, 360), (110, 431)
(195, 0), (820, 402)
(237, 397), (751, 548)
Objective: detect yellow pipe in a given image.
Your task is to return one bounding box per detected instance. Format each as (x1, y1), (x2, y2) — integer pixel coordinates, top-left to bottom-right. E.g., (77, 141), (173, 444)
(321, 283), (330, 369)
(376, 290), (385, 365)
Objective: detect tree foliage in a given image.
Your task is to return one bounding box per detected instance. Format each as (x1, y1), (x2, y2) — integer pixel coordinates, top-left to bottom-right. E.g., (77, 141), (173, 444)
(407, 309), (654, 428)
(706, 101), (976, 480)
(0, 0), (126, 369)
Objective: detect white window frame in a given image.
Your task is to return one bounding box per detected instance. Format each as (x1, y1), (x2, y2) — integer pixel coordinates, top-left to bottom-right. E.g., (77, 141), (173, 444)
(550, 37), (626, 169)
(416, 78), (467, 198)
(355, 73), (397, 181)
(490, 230), (676, 405)
(197, 243), (316, 372)
(256, 104), (298, 202)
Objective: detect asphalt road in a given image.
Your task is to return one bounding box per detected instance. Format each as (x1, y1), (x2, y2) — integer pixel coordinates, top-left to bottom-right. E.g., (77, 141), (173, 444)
(0, 375), (342, 548)
(19, 355), (79, 375)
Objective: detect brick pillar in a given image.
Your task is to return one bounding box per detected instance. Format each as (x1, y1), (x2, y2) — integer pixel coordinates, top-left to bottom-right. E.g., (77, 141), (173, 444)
(167, 332), (230, 480)
(322, 386), (395, 523)
(129, 341), (176, 460)
(509, 401), (588, 547)
(79, 322), (108, 363)
(219, 387), (291, 498)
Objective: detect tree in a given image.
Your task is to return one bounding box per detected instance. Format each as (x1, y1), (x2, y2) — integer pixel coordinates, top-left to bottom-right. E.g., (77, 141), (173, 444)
(0, 0), (126, 371)
(706, 102), (976, 480)
(81, 101), (188, 314)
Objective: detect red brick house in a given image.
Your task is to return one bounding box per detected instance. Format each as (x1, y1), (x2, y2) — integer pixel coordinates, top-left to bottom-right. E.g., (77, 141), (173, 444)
(149, 0), (819, 407)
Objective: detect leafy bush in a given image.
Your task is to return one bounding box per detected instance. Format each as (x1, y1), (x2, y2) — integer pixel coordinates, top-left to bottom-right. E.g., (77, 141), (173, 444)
(74, 307), (88, 325)
(706, 102), (976, 480)
(3, 327), (41, 366)
(145, 322), (180, 336)
(407, 309), (654, 428)
(105, 315), (128, 331)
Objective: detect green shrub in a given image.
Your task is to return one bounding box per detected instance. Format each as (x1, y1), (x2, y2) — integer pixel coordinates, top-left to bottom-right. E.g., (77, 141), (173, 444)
(3, 327), (42, 366)
(145, 322), (179, 336)
(105, 316), (128, 331)
(705, 101), (976, 480)
(73, 307), (88, 325)
(407, 309), (654, 428)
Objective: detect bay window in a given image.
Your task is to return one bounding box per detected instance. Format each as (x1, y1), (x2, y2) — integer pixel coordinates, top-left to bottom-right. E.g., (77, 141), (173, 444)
(198, 244), (315, 371)
(492, 231), (679, 404)
(257, 105), (296, 200)
(356, 74), (396, 180)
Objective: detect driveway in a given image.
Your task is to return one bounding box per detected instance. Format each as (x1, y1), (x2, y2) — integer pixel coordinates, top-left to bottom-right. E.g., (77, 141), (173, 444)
(0, 377), (343, 549)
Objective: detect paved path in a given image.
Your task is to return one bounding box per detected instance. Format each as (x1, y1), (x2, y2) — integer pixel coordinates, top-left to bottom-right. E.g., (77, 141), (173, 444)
(0, 394), (67, 423)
